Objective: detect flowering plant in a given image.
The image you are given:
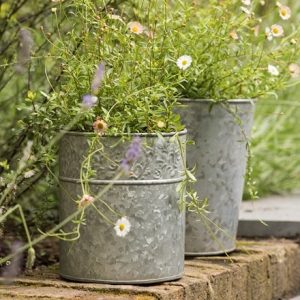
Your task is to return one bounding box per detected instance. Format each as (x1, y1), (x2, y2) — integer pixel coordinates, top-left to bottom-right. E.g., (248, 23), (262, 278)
(0, 0), (209, 271)
(46, 1), (183, 134)
(170, 0), (300, 100)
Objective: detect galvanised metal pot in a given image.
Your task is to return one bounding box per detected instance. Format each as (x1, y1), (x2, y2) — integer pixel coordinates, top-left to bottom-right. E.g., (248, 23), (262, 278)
(178, 99), (255, 256)
(59, 130), (186, 284)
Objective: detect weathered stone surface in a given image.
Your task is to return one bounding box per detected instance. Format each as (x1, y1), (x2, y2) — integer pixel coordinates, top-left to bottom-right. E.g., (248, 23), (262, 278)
(0, 285), (147, 300)
(0, 239), (299, 300)
(238, 195), (300, 238)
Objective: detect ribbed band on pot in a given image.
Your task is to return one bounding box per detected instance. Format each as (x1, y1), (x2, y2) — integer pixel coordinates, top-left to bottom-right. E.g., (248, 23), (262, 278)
(59, 129), (187, 181)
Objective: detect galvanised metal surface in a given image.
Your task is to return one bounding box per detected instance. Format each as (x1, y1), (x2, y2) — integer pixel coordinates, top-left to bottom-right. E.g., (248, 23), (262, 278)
(178, 100), (255, 255)
(59, 130), (186, 284)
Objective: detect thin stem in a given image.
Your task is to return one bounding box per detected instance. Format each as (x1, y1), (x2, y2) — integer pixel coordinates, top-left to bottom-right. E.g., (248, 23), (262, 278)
(0, 171), (122, 265)
(0, 204), (33, 249)
(91, 203), (115, 225)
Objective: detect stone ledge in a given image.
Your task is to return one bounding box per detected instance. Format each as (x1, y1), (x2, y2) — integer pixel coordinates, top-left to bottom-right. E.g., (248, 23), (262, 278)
(238, 195), (300, 238)
(0, 239), (299, 300)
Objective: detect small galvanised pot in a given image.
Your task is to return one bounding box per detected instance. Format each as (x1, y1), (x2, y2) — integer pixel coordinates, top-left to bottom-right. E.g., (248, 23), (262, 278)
(177, 99), (255, 255)
(59, 130), (186, 284)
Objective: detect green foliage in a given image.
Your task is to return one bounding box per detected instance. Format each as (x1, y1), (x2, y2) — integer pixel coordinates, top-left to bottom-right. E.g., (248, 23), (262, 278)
(244, 87), (300, 197)
(242, 0), (300, 197)
(36, 0), (184, 134)
(167, 0), (300, 100)
(0, 1), (189, 251)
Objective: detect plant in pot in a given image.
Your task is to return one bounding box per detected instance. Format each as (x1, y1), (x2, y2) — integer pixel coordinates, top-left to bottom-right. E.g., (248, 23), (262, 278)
(168, 0), (300, 255)
(36, 0), (206, 284)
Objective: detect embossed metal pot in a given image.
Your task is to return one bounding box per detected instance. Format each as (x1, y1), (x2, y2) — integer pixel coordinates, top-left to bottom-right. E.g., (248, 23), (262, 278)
(59, 130), (186, 284)
(177, 99), (255, 255)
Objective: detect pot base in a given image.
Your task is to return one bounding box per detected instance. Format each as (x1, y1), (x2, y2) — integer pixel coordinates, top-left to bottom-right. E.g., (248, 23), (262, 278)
(185, 247), (236, 257)
(60, 272), (183, 285)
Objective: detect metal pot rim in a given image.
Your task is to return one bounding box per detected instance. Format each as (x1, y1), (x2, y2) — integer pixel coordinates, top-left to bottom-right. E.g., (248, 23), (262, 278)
(179, 98), (256, 104)
(61, 128), (187, 137)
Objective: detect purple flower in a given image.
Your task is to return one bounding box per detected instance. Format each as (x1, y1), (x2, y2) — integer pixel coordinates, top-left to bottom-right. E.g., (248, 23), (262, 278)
(82, 94), (98, 109)
(91, 62), (105, 94)
(15, 28), (34, 74)
(81, 62), (105, 108)
(121, 137), (142, 173)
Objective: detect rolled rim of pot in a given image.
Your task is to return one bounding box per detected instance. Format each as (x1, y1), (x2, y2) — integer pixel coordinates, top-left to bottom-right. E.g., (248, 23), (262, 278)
(179, 98), (256, 104)
(60, 128), (187, 137)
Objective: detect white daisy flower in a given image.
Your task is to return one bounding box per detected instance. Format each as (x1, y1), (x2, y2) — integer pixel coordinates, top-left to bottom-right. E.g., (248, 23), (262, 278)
(24, 170), (35, 178)
(114, 216), (131, 237)
(279, 5), (291, 20)
(268, 64), (279, 76)
(289, 63), (300, 78)
(157, 120), (165, 128)
(78, 194), (94, 208)
(176, 55), (192, 70)
(265, 27), (273, 41)
(128, 22), (144, 35)
(271, 24), (284, 37)
(242, 0), (251, 5)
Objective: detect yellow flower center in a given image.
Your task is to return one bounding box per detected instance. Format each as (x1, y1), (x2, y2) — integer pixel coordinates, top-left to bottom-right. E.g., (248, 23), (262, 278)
(281, 9), (287, 16)
(272, 28), (279, 34)
(97, 122), (104, 129)
(119, 223), (125, 231)
(182, 60), (187, 65)
(132, 26), (139, 33)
